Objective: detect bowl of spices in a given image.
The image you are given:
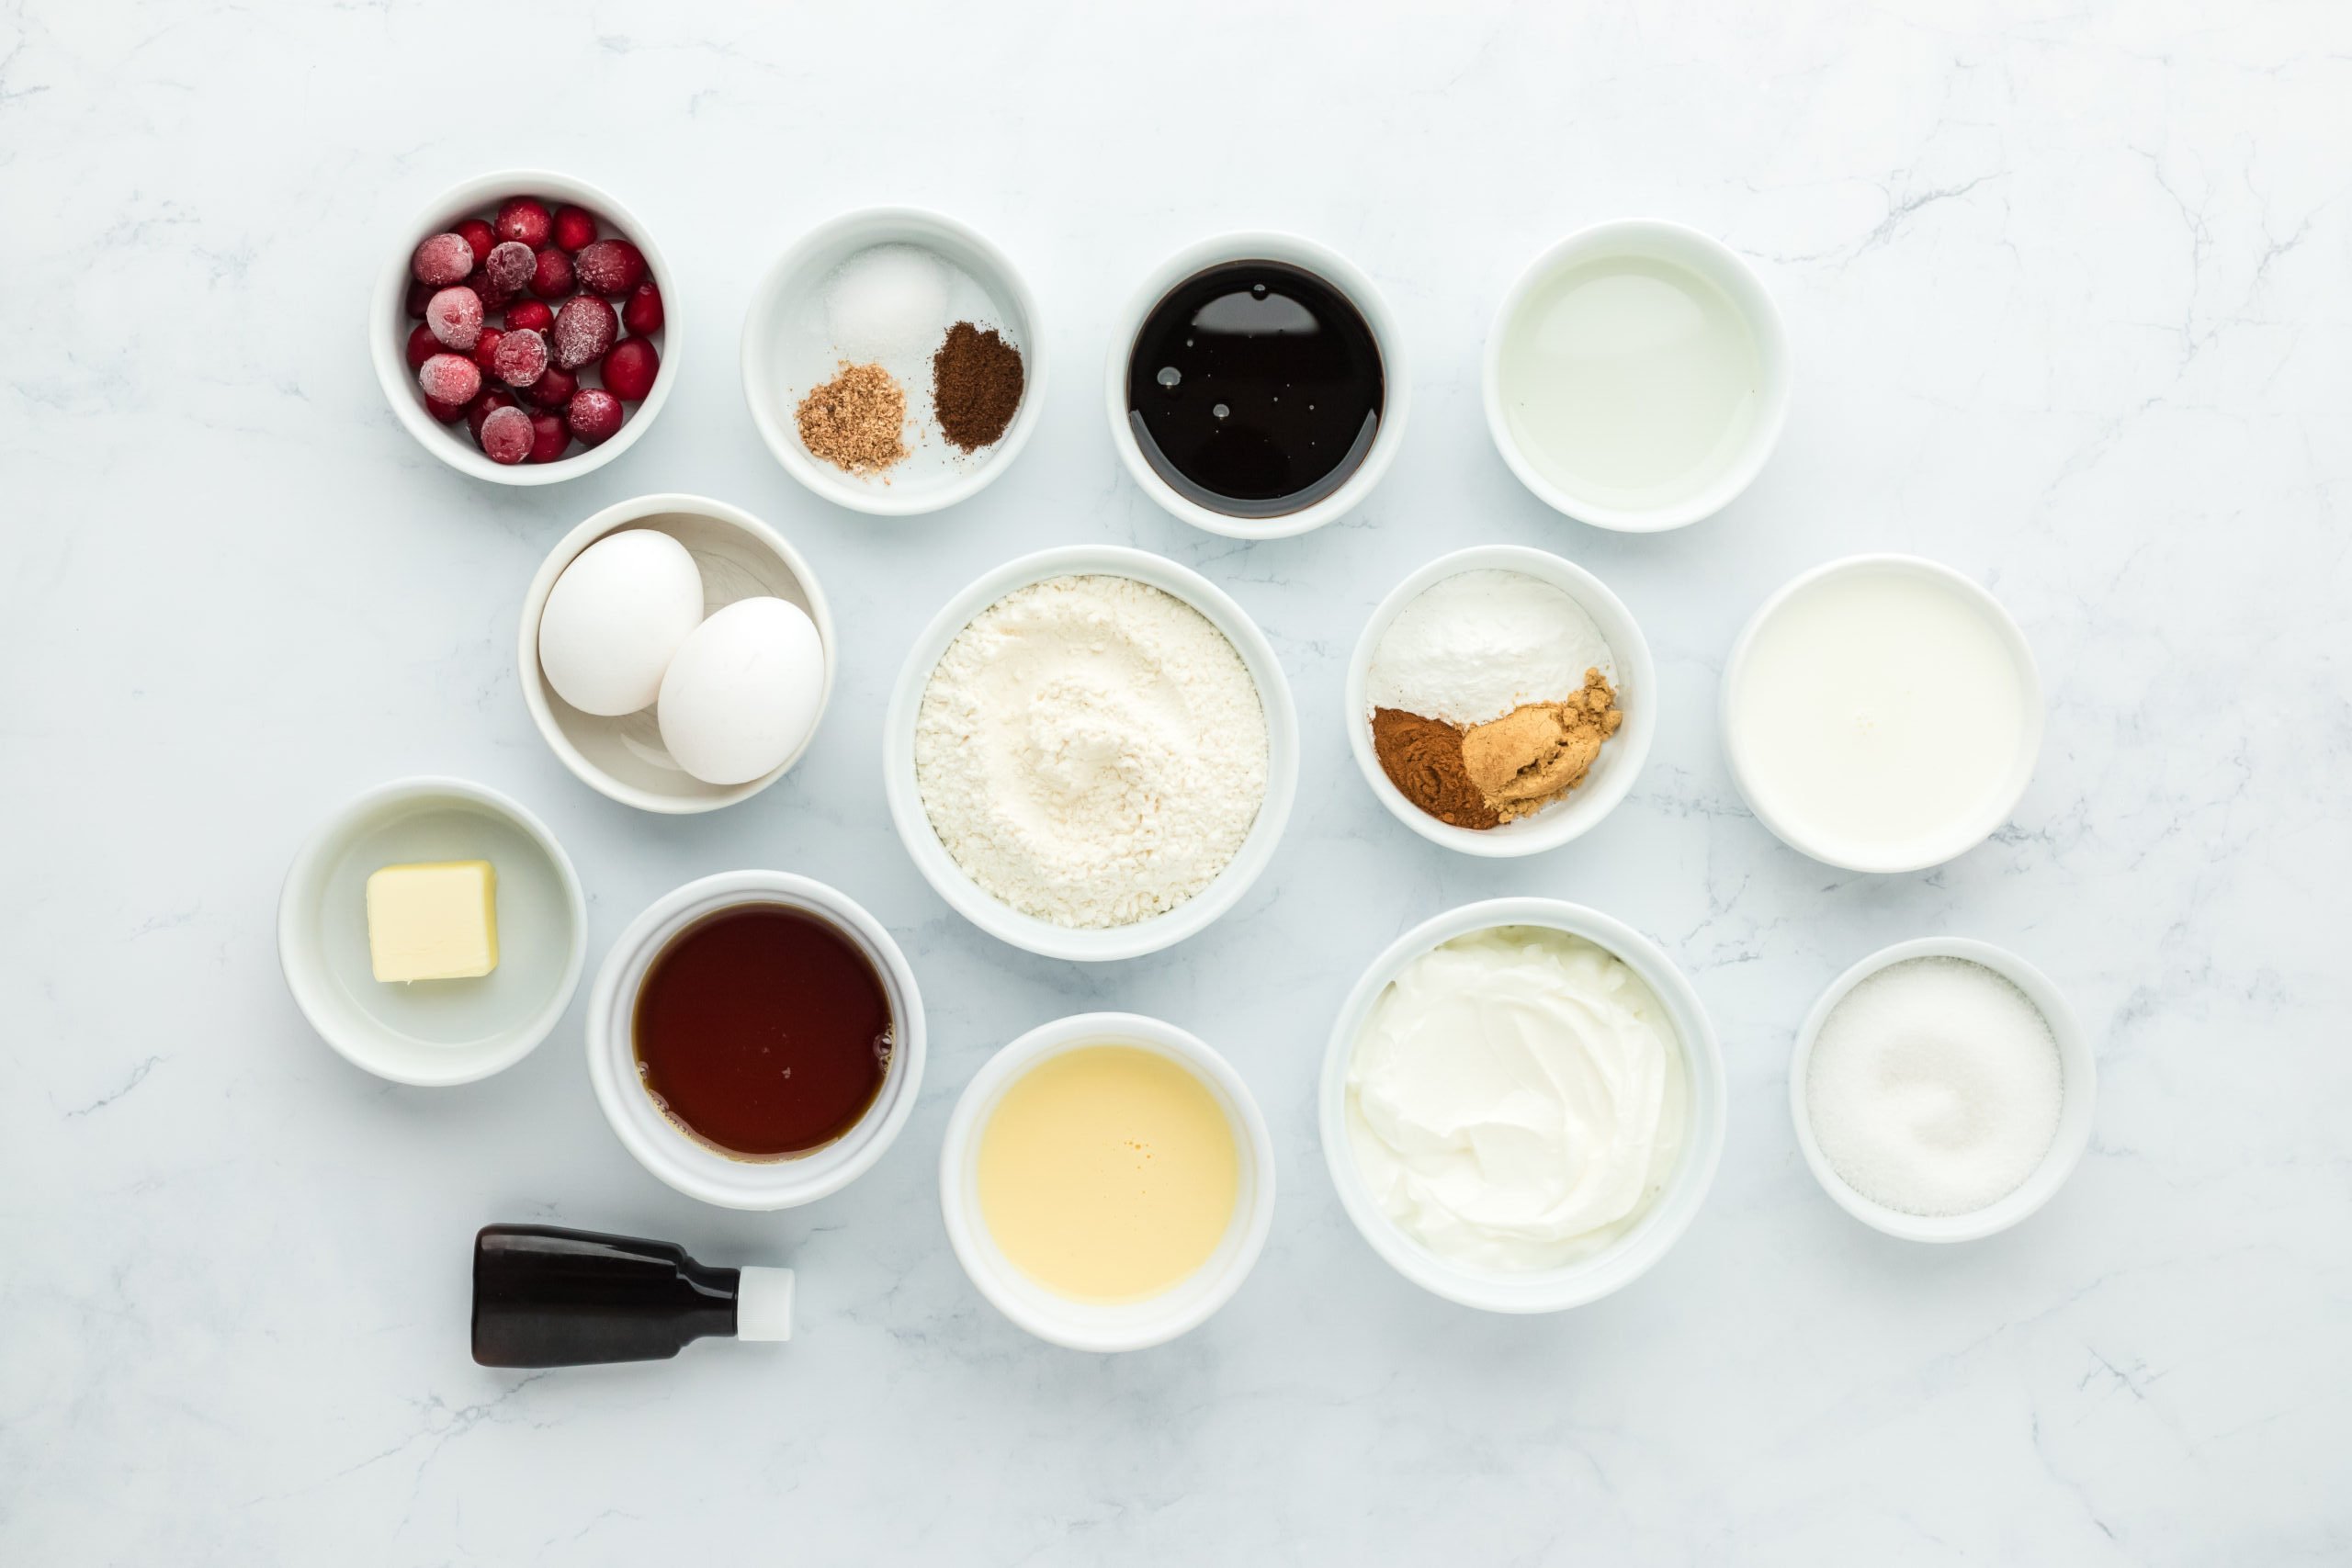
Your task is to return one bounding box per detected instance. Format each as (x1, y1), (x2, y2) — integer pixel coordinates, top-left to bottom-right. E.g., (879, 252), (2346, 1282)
(1792, 937), (2094, 1243)
(741, 208), (1041, 516)
(884, 545), (1299, 962)
(1106, 232), (1410, 539)
(586, 870), (925, 1210)
(1346, 546), (1654, 855)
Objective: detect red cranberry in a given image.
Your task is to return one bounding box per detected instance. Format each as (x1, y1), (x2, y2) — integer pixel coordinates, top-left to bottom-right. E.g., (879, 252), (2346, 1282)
(494, 197), (552, 250)
(621, 279), (664, 336)
(425, 286), (484, 351)
(551, 205), (598, 253)
(456, 219), (496, 266)
(529, 247), (574, 300)
(550, 295), (617, 369)
(526, 411), (571, 463)
(417, 352), (481, 406)
(404, 322), (439, 370)
(491, 328), (549, 388)
(466, 388), (517, 443)
(602, 338), (660, 401)
(574, 239), (647, 296)
(405, 279), (435, 319)
(566, 388), (624, 446)
(523, 365), (577, 409)
(472, 327), (505, 371)
(479, 404), (536, 465)
(411, 231), (474, 287)
(503, 299), (554, 333)
(483, 241), (537, 297)
(425, 395), (467, 423)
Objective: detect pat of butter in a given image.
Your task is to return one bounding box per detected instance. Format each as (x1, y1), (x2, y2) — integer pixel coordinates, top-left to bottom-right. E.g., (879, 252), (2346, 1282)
(365, 861), (499, 983)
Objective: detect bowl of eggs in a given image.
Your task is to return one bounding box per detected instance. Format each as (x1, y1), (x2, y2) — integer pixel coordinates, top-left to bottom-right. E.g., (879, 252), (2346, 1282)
(519, 494), (835, 813)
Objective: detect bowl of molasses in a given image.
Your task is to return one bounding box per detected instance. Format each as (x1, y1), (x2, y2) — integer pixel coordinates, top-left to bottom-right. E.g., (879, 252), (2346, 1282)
(1105, 232), (1410, 539)
(585, 870), (926, 1210)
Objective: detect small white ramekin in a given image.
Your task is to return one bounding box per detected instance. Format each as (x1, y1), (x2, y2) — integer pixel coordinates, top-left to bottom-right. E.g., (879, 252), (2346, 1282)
(585, 871), (925, 1212)
(741, 207), (1045, 516)
(518, 494), (836, 815)
(1319, 898), (1726, 1313)
(369, 169), (679, 486)
(883, 545), (1299, 962)
(1484, 219), (1790, 532)
(277, 776), (586, 1087)
(939, 1011), (1276, 1352)
(1345, 545), (1656, 856)
(1791, 936), (2095, 1243)
(1103, 232), (1411, 539)
(1720, 553), (2043, 874)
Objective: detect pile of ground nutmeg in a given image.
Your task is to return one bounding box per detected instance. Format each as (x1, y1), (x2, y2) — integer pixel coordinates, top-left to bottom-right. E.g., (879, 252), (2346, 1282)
(796, 362), (909, 475)
(931, 321), (1024, 451)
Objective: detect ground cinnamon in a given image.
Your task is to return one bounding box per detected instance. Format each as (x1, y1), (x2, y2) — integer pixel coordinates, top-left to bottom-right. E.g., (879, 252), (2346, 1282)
(931, 321), (1024, 451)
(1371, 708), (1498, 829)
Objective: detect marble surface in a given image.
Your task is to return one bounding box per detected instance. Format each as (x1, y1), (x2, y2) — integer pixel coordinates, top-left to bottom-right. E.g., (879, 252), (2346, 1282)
(5, 2), (2347, 1562)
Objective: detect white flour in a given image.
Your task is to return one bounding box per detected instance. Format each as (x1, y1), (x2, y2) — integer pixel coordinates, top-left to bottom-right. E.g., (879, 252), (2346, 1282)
(914, 574), (1268, 929)
(1365, 569), (1613, 725)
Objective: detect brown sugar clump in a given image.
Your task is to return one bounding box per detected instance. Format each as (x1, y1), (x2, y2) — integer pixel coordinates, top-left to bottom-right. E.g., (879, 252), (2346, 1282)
(1458, 670), (1623, 821)
(1371, 708), (1498, 829)
(796, 362), (909, 475)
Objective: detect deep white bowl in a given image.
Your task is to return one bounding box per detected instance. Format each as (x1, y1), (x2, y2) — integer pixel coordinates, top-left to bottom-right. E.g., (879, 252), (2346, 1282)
(939, 1011), (1276, 1352)
(1345, 545), (1656, 856)
(883, 545), (1299, 962)
(1103, 231), (1411, 539)
(1319, 898), (1726, 1313)
(1719, 553), (2043, 873)
(741, 207), (1044, 516)
(1484, 219), (1790, 531)
(518, 494), (836, 815)
(277, 776), (586, 1086)
(1790, 936), (2095, 1243)
(370, 169), (679, 486)
(585, 871), (925, 1211)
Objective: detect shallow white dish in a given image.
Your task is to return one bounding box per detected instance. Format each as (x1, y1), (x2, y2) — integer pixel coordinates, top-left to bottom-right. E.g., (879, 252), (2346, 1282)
(883, 545), (1299, 963)
(518, 493), (836, 815)
(277, 776), (586, 1086)
(369, 168), (679, 487)
(741, 207), (1044, 516)
(1720, 553), (2042, 873)
(1319, 897), (1725, 1313)
(939, 1011), (1275, 1352)
(1484, 219), (1790, 532)
(1103, 231), (1411, 540)
(1790, 937), (2095, 1243)
(585, 871), (925, 1211)
(1345, 545), (1655, 856)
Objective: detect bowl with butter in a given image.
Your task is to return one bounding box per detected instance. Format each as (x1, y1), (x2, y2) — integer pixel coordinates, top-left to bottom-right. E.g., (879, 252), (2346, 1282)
(277, 776), (587, 1087)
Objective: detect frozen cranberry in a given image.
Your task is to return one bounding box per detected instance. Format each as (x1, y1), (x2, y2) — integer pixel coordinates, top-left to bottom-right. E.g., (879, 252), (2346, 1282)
(411, 231), (474, 287)
(494, 197), (552, 250)
(551, 205), (598, 253)
(602, 337), (659, 401)
(483, 240), (537, 297)
(471, 327), (505, 372)
(574, 239), (647, 296)
(529, 246), (573, 300)
(620, 279), (664, 336)
(526, 411), (571, 463)
(466, 388), (517, 443)
(479, 404), (536, 465)
(491, 328), (548, 388)
(523, 365), (577, 409)
(405, 279), (434, 319)
(425, 395), (467, 423)
(503, 299), (554, 333)
(550, 295), (617, 368)
(456, 219), (496, 266)
(417, 352), (481, 406)
(566, 388), (624, 446)
(404, 322), (440, 370)
(425, 286), (484, 351)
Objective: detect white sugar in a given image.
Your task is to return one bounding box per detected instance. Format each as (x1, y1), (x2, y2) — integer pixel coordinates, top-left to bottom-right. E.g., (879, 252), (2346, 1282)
(1804, 956), (2064, 1217)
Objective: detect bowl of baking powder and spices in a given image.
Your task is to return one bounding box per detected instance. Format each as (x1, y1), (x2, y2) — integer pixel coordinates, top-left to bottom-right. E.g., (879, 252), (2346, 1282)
(884, 546), (1300, 962)
(1345, 546), (1655, 856)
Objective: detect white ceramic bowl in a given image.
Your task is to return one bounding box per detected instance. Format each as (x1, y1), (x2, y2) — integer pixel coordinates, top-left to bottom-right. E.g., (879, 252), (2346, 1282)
(939, 1011), (1276, 1351)
(741, 207), (1044, 516)
(518, 494), (836, 814)
(1720, 553), (2043, 873)
(1103, 231), (1411, 539)
(277, 776), (586, 1086)
(883, 545), (1299, 962)
(370, 169), (679, 486)
(1319, 898), (1726, 1313)
(1790, 937), (2095, 1242)
(1345, 545), (1656, 856)
(1484, 219), (1791, 531)
(585, 871), (925, 1211)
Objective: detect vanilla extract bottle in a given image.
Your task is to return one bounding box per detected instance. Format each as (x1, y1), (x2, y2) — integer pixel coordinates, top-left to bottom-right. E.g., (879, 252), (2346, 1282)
(470, 1224), (794, 1369)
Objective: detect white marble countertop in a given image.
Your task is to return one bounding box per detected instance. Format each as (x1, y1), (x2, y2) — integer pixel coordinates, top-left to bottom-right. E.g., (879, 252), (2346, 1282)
(6, 3), (2347, 1562)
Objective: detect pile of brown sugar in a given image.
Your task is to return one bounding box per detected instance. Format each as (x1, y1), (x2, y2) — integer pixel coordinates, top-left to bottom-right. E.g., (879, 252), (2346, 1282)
(796, 362), (909, 475)
(1372, 669), (1623, 830)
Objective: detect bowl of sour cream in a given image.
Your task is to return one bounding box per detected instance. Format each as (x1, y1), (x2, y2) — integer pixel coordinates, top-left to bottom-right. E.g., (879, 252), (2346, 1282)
(1318, 898), (1725, 1313)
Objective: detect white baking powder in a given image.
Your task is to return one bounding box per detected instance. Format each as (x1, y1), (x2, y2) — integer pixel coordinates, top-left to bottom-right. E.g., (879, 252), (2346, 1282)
(914, 574), (1268, 929)
(1365, 569), (1613, 726)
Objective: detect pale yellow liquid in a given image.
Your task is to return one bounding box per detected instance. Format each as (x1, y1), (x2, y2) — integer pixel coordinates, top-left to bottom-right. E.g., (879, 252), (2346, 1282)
(977, 1045), (1239, 1302)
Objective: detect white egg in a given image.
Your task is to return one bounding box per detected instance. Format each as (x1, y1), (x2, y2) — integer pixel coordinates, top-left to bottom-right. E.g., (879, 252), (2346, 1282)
(537, 530), (707, 716)
(657, 597), (827, 785)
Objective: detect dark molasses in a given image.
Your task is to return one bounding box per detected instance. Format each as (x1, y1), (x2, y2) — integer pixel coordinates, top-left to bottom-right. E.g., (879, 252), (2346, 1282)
(632, 904), (891, 1159)
(1125, 261), (1384, 518)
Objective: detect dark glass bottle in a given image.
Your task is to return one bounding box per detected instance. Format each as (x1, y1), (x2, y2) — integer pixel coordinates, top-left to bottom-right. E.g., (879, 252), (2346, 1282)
(471, 1224), (794, 1369)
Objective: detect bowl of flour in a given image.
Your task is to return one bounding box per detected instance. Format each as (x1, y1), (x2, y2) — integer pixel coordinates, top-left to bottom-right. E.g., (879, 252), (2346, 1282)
(887, 546), (1299, 962)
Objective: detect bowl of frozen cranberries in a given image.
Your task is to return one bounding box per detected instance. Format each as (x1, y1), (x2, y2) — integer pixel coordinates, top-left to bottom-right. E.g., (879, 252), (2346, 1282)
(373, 172), (676, 483)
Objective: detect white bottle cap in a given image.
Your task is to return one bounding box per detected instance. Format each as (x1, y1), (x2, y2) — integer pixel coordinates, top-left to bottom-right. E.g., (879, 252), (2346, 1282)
(734, 1267), (794, 1342)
